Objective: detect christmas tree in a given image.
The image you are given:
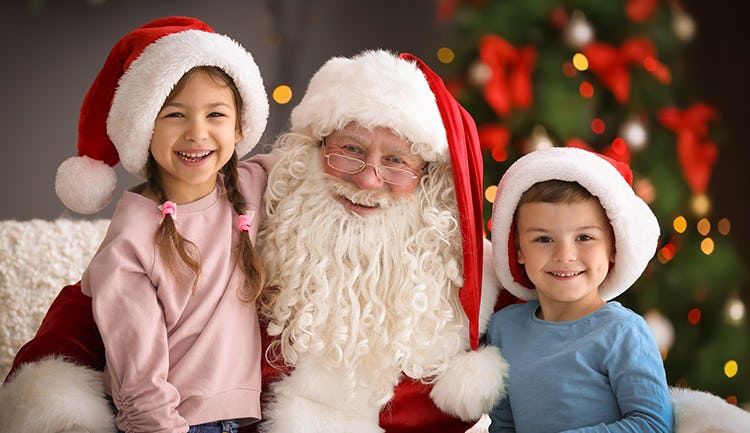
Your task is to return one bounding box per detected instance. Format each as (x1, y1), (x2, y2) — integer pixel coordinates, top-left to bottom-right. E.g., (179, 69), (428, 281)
(440, 0), (748, 406)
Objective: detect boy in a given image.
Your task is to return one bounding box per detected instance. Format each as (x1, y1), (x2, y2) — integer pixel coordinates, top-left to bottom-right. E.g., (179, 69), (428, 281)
(487, 147), (673, 432)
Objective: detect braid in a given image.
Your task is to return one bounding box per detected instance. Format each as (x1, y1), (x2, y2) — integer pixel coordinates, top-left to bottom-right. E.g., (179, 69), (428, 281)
(146, 155), (202, 293)
(223, 153), (267, 302)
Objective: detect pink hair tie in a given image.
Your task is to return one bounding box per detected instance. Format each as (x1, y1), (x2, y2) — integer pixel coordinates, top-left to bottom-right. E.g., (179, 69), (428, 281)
(238, 210), (256, 233)
(159, 201), (177, 221)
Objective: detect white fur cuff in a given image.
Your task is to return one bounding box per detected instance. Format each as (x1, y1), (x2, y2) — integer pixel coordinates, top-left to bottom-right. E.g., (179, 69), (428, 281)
(671, 387), (750, 433)
(430, 346), (508, 422)
(0, 357), (115, 433)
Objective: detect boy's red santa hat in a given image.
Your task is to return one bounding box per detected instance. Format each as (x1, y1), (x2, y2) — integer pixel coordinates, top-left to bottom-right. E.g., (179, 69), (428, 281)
(491, 146), (660, 301)
(55, 16), (268, 214)
(290, 49), (508, 421)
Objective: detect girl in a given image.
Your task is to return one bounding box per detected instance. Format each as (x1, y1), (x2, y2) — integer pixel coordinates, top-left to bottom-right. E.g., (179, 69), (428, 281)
(53, 16), (270, 433)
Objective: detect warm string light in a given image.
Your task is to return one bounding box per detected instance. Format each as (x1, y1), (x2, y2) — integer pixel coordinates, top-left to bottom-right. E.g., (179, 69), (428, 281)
(724, 360), (739, 378)
(272, 85), (293, 104)
(691, 193), (711, 216)
(717, 218), (731, 235)
(437, 47), (455, 64)
(673, 216), (687, 233)
(572, 53), (589, 71)
(485, 185), (497, 204)
(697, 218), (711, 236)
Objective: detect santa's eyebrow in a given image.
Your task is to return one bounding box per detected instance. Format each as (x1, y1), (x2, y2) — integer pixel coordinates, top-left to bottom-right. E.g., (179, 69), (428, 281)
(332, 129), (371, 145)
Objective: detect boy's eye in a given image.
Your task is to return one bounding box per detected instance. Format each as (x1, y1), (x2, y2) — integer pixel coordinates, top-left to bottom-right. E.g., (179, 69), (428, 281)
(533, 236), (553, 243)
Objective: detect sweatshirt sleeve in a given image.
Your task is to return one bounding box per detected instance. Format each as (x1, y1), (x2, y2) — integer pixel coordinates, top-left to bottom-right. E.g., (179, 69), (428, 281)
(559, 315), (674, 433)
(83, 218), (188, 433)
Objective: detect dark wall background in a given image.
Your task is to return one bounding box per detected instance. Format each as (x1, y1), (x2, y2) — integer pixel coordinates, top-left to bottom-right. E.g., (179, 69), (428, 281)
(1, 0), (748, 273)
(682, 0), (750, 279)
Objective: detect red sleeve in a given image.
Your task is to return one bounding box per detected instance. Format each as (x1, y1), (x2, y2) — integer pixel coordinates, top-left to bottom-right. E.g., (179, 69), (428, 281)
(5, 282), (105, 383)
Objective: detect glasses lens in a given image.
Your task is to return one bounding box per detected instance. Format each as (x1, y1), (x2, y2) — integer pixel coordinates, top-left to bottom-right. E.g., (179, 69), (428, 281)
(379, 167), (414, 185)
(328, 153), (364, 173)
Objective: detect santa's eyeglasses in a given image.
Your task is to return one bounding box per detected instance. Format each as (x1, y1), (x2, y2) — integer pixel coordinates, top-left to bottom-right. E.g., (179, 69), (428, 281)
(322, 138), (423, 186)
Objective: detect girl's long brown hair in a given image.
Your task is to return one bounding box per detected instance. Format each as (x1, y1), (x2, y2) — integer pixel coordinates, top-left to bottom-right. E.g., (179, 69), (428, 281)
(147, 65), (266, 301)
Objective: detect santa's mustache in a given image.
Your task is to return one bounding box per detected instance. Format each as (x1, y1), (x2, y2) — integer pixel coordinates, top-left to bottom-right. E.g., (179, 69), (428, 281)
(323, 175), (414, 209)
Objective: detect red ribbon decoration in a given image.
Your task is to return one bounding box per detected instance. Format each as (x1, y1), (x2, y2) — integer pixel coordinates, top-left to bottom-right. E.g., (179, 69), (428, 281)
(479, 34), (536, 116)
(478, 124), (510, 162)
(659, 103), (719, 194)
(583, 37), (671, 103)
(626, 0), (659, 22)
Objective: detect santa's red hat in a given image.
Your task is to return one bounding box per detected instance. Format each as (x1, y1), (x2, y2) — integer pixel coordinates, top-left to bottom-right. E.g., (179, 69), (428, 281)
(55, 16), (268, 214)
(291, 49), (505, 421)
(491, 146), (660, 301)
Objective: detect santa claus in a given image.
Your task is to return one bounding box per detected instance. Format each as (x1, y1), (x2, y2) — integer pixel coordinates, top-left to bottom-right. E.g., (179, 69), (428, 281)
(0, 49), (512, 433)
(251, 50), (510, 432)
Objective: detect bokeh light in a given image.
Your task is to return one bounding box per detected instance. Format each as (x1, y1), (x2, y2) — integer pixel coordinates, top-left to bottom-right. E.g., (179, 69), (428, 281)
(700, 237), (715, 255)
(673, 216), (687, 233)
(437, 47), (455, 64)
(724, 360), (739, 378)
(272, 85), (293, 104)
(572, 53), (589, 71)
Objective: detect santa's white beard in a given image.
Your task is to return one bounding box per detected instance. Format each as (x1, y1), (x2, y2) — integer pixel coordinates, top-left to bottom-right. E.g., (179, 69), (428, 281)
(258, 139), (469, 405)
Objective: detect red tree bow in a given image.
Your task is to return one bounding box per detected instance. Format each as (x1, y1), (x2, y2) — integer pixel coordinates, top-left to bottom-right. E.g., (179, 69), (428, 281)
(479, 34), (536, 116)
(659, 103), (719, 194)
(583, 37), (671, 103)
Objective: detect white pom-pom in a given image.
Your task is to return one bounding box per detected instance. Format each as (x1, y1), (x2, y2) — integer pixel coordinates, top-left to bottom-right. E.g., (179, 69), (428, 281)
(430, 346), (508, 421)
(55, 155), (117, 214)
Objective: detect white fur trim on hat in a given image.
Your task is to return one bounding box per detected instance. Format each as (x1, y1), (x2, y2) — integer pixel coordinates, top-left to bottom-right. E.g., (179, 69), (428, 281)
(491, 147), (660, 301)
(480, 238), (501, 334)
(290, 50), (448, 162)
(55, 155), (118, 215)
(430, 345), (508, 421)
(0, 357), (115, 433)
(108, 29), (268, 177)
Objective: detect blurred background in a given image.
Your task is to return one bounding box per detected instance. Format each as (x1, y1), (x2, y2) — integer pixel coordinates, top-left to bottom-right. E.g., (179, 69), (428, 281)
(2, 0), (748, 407)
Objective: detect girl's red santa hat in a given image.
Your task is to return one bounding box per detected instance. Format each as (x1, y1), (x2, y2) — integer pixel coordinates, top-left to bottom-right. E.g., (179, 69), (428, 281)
(55, 16), (269, 214)
(290, 49), (508, 421)
(491, 146), (660, 301)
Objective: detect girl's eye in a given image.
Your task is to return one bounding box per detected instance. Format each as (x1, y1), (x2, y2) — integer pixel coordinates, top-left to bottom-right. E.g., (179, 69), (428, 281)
(208, 112), (227, 118)
(534, 236), (553, 243)
(577, 234), (594, 241)
(163, 112), (184, 118)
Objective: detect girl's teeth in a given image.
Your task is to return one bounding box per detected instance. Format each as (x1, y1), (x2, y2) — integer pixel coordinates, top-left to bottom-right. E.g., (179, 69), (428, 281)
(177, 151), (211, 160)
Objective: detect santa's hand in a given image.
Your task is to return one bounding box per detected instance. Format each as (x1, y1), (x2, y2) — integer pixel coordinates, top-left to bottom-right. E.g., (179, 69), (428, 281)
(430, 346), (508, 422)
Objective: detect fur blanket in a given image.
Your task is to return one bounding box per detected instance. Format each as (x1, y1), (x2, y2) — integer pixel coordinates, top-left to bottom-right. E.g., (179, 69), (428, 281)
(0, 219), (108, 380)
